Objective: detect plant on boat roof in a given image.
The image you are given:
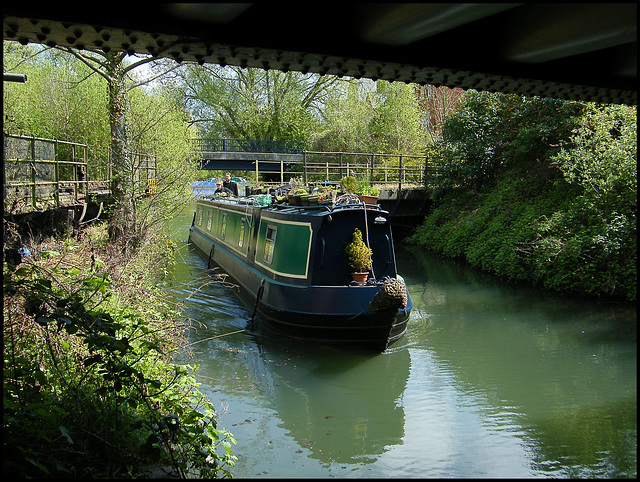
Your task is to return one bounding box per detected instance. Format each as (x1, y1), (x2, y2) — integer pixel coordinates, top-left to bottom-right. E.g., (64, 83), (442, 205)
(340, 176), (359, 194)
(345, 228), (373, 273)
(357, 184), (379, 196)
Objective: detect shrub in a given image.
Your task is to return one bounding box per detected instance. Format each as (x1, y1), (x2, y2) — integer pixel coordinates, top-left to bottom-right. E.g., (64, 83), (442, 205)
(3, 225), (236, 477)
(345, 228), (373, 273)
(412, 96), (636, 301)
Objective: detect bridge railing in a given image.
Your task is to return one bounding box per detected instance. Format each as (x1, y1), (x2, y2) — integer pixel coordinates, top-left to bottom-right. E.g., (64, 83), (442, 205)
(192, 138), (305, 154)
(251, 150), (440, 190)
(3, 134), (92, 212)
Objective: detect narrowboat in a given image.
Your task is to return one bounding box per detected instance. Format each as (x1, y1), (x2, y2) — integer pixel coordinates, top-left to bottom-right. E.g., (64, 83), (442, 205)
(188, 194), (413, 351)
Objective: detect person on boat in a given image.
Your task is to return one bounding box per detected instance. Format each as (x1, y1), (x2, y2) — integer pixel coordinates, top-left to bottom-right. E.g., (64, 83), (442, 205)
(214, 181), (234, 196)
(223, 173), (238, 196)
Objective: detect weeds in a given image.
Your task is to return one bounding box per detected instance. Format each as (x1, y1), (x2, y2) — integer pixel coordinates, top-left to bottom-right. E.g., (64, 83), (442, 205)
(3, 221), (236, 478)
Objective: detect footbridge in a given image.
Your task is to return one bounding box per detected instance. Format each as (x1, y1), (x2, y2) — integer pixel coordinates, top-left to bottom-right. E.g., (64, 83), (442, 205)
(192, 138), (436, 221)
(193, 138), (304, 172)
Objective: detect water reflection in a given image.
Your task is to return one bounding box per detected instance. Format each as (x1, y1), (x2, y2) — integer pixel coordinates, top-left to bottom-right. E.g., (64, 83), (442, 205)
(396, 245), (637, 478)
(237, 340), (410, 464)
(165, 209), (636, 478)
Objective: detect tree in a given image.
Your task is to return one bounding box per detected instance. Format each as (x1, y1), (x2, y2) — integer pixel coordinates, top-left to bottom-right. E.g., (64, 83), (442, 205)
(412, 93), (637, 301)
(175, 65), (338, 141)
(310, 78), (376, 153)
(3, 43), (109, 148)
(310, 79), (430, 155)
(369, 81), (428, 154)
(432, 91), (585, 194)
(54, 47), (185, 243)
(414, 84), (466, 140)
(4, 41), (196, 247)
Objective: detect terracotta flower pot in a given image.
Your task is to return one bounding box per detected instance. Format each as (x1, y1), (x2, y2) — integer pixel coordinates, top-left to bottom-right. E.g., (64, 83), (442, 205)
(359, 195), (378, 205)
(351, 272), (369, 283)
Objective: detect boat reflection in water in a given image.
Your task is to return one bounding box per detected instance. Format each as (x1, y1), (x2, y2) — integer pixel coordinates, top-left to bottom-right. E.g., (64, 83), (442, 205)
(234, 337), (411, 464)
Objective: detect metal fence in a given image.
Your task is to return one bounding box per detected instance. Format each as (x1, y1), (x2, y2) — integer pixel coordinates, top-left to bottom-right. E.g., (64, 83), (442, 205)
(250, 150), (439, 190)
(3, 134), (91, 211)
(3, 133), (156, 214)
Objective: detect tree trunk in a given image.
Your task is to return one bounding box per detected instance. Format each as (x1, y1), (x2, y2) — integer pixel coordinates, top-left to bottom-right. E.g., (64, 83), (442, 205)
(105, 52), (135, 243)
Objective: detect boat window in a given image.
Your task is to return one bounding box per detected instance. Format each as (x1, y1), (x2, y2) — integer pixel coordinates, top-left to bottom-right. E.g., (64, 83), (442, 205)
(263, 225), (277, 264)
(239, 218), (245, 248)
(197, 207), (203, 226)
(206, 209), (213, 231)
(221, 213), (227, 239)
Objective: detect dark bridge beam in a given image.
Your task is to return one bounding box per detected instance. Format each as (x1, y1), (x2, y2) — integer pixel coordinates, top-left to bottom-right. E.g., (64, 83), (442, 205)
(199, 152), (303, 172)
(3, 4), (636, 105)
(193, 138), (304, 171)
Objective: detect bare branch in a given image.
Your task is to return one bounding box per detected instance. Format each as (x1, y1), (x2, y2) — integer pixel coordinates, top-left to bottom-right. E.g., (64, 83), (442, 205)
(127, 61), (187, 92)
(56, 46), (112, 82)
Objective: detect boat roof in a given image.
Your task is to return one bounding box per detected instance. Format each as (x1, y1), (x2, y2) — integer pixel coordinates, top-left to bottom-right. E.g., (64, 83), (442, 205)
(196, 195), (389, 217)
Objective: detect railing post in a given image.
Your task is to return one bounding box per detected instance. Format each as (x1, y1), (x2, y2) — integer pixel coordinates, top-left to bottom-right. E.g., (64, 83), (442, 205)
(424, 154), (428, 186)
(398, 154), (403, 191)
(72, 143), (78, 202)
(303, 150), (307, 184)
(54, 139), (60, 207)
(30, 135), (36, 207)
(370, 154), (374, 186)
(255, 159), (259, 185)
(83, 144), (88, 199)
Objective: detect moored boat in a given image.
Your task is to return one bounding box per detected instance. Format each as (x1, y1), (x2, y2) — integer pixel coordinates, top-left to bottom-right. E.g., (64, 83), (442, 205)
(188, 192), (413, 351)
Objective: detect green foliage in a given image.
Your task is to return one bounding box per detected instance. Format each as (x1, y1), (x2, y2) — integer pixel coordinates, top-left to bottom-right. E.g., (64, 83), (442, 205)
(369, 81), (428, 154)
(311, 79), (376, 153)
(345, 228), (373, 273)
(431, 91), (584, 197)
(357, 184), (379, 197)
(177, 65), (334, 142)
(412, 96), (636, 301)
(3, 43), (110, 157)
(340, 176), (359, 194)
(310, 79), (429, 155)
(3, 232), (236, 478)
(4, 41), (197, 246)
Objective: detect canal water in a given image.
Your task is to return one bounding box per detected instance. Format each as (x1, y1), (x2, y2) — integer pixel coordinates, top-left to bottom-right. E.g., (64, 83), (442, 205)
(165, 206), (636, 478)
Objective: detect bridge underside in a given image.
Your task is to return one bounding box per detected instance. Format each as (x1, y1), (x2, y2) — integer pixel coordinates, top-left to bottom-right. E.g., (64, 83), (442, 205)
(199, 152), (302, 172)
(378, 188), (432, 219)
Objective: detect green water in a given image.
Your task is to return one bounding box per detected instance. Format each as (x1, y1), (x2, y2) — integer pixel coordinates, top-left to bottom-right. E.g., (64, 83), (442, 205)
(166, 207), (636, 478)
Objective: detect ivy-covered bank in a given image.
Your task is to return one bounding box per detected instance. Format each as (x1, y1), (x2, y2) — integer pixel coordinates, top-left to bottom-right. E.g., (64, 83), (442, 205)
(410, 94), (636, 302)
(3, 222), (236, 478)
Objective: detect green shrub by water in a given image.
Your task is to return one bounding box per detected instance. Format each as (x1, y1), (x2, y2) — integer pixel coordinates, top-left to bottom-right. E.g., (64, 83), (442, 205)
(3, 224), (236, 478)
(411, 94), (636, 301)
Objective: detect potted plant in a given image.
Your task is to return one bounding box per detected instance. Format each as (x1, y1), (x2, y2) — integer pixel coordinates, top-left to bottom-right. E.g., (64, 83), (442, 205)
(340, 176), (359, 194)
(296, 187), (310, 205)
(345, 228), (373, 283)
(357, 184), (379, 205)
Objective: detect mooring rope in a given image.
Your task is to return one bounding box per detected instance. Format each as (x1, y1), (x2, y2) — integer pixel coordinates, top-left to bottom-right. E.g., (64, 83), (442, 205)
(189, 329), (246, 346)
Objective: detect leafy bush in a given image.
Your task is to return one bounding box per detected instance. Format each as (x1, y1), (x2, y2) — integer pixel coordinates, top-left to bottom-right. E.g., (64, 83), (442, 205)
(3, 226), (236, 478)
(412, 96), (636, 301)
(430, 92), (584, 197)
